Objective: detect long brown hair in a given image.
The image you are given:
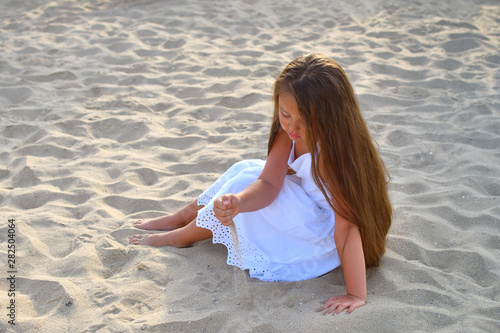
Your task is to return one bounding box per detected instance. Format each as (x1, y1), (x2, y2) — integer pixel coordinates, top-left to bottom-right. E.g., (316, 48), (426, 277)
(269, 53), (392, 268)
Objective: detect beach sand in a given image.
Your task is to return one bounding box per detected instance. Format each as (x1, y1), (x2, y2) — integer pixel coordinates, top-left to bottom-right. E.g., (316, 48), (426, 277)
(0, 0), (499, 332)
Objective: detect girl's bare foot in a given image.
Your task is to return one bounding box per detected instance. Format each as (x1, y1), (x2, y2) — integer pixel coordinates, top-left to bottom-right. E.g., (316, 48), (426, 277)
(133, 216), (182, 231)
(129, 233), (177, 247)
(130, 220), (213, 248)
(133, 200), (202, 231)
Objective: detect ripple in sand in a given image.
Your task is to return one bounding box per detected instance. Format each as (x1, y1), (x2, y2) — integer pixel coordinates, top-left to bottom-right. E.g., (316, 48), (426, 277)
(90, 118), (149, 143)
(441, 38), (481, 53)
(0, 87), (32, 105)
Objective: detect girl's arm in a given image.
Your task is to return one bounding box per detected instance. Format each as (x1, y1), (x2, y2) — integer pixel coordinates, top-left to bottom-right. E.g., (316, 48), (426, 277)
(214, 130), (291, 225)
(320, 213), (367, 315)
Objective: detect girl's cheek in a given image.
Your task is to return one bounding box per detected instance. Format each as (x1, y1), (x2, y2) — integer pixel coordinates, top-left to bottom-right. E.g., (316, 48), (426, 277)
(279, 116), (288, 130)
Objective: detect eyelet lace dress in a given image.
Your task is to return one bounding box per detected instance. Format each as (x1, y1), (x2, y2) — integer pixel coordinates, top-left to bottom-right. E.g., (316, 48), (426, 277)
(196, 143), (340, 282)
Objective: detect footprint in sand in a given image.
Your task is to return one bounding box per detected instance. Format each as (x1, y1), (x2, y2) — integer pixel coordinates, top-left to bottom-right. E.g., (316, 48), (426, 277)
(95, 230), (138, 278)
(17, 278), (74, 317)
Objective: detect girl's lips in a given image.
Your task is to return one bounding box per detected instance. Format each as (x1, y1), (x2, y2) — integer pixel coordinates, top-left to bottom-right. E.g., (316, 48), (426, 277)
(289, 132), (300, 139)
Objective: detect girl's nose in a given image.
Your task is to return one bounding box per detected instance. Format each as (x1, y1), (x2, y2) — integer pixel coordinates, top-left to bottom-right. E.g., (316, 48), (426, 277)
(290, 120), (301, 132)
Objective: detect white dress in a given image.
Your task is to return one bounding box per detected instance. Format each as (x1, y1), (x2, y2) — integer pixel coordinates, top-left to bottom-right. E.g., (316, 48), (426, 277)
(196, 143), (340, 282)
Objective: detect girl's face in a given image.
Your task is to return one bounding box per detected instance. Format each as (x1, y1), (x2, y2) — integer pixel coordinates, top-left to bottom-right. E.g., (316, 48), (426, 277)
(278, 92), (306, 143)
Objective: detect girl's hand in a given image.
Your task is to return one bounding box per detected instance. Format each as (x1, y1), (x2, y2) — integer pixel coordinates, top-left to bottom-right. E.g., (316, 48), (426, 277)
(213, 194), (239, 226)
(320, 295), (366, 316)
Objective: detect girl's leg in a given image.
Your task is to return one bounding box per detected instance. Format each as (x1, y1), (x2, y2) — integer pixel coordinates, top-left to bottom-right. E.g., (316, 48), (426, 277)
(129, 219), (212, 247)
(133, 199), (201, 230)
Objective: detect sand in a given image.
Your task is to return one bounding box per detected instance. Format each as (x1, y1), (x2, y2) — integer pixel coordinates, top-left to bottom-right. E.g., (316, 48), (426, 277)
(0, 0), (499, 332)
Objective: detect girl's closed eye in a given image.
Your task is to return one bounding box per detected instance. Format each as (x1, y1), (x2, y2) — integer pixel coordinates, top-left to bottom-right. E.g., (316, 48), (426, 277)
(280, 109), (290, 118)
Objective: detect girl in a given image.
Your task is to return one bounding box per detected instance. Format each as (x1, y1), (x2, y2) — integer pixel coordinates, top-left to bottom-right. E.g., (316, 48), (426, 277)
(130, 53), (392, 315)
